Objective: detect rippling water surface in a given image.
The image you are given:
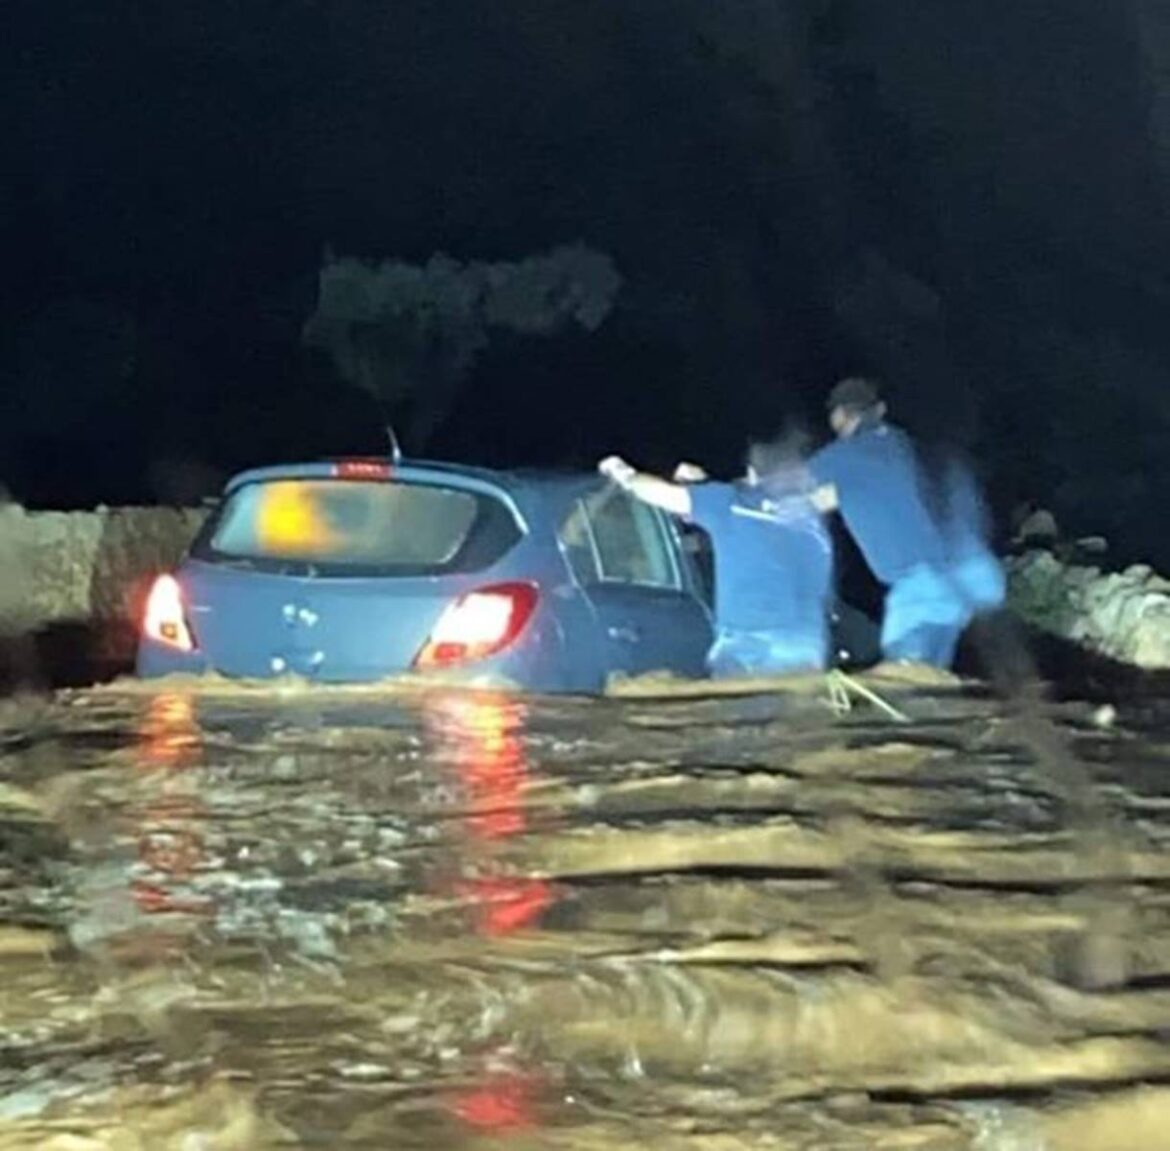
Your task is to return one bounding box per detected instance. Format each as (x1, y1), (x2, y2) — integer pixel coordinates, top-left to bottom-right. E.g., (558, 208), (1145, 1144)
(0, 669), (1168, 1149)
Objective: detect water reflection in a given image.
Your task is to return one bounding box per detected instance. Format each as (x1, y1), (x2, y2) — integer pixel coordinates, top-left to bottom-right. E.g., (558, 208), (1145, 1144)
(138, 689), (201, 769)
(423, 693), (553, 1133)
(131, 690), (215, 927)
(431, 692), (530, 840)
(425, 694), (556, 938)
(448, 1065), (542, 1134)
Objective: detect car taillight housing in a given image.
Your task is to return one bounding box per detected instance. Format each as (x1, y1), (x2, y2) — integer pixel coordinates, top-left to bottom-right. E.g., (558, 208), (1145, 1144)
(414, 582), (538, 670)
(143, 574), (196, 653)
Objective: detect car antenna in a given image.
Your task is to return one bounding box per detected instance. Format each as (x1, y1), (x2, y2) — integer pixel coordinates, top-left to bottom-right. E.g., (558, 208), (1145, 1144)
(384, 421), (403, 465)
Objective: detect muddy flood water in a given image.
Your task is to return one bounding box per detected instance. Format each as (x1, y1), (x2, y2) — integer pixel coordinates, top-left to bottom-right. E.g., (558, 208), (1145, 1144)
(0, 668), (1169, 1149)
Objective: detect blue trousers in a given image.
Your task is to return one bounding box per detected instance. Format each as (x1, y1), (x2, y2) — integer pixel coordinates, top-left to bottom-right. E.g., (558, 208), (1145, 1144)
(706, 624), (829, 678)
(882, 553), (1006, 668)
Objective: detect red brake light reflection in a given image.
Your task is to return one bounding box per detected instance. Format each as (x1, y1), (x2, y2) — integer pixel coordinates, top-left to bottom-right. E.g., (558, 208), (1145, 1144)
(450, 1071), (539, 1131)
(414, 582), (538, 670)
(455, 877), (554, 936)
(143, 575), (195, 652)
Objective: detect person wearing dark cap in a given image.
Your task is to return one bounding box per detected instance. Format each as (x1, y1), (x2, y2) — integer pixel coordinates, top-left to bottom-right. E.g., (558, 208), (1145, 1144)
(808, 377), (1005, 668)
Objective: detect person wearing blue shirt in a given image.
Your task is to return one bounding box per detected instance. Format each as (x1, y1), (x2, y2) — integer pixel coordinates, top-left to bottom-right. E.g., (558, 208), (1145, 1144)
(598, 442), (833, 677)
(808, 377), (1006, 668)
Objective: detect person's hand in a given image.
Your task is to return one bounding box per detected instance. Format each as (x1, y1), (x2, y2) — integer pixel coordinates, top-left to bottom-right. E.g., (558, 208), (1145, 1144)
(673, 461), (708, 483)
(598, 455), (637, 487)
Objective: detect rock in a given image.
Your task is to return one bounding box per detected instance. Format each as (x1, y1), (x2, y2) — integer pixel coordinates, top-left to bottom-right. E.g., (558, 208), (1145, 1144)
(1130, 600), (1170, 668)
(1006, 551), (1170, 669)
(0, 505), (36, 632)
(1011, 506), (1060, 548)
(0, 505), (209, 671)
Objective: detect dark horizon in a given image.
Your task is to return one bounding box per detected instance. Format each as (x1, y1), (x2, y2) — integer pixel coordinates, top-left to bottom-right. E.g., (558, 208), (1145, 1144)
(5, 0), (1170, 567)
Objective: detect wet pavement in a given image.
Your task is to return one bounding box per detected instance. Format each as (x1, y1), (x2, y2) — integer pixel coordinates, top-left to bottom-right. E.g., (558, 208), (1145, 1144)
(0, 671), (1168, 1148)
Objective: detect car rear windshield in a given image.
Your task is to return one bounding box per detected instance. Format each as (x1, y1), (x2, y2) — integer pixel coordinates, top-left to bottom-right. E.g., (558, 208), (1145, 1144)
(193, 478), (521, 576)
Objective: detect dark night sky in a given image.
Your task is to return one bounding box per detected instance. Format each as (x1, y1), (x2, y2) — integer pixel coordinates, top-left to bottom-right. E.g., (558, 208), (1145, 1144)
(3, 0), (1169, 564)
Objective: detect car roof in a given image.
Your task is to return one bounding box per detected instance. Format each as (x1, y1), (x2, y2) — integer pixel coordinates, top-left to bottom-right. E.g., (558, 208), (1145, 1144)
(400, 459), (595, 489)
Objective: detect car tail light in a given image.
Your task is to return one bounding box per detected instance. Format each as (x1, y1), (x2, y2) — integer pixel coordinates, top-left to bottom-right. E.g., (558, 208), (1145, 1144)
(143, 574), (196, 653)
(414, 582), (538, 670)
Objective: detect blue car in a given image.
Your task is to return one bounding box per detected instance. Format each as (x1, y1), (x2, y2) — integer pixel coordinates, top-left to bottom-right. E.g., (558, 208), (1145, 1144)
(137, 457), (719, 693)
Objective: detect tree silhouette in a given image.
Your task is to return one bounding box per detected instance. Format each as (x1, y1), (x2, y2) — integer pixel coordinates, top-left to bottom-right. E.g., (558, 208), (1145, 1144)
(302, 245), (622, 452)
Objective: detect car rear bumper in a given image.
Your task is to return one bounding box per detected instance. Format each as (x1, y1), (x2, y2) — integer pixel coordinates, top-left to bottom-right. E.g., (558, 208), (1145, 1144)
(135, 638), (596, 694)
(136, 639), (211, 679)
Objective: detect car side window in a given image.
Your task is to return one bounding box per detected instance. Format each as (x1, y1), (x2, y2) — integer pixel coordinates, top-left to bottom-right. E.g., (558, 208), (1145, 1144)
(557, 500), (600, 586)
(678, 523), (715, 610)
(584, 490), (680, 589)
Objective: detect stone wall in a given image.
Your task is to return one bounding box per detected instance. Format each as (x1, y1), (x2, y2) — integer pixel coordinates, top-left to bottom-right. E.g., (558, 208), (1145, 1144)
(1006, 550), (1170, 670)
(0, 504), (208, 679)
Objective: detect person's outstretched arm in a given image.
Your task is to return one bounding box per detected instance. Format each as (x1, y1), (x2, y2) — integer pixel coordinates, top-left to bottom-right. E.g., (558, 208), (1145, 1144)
(598, 455), (693, 517)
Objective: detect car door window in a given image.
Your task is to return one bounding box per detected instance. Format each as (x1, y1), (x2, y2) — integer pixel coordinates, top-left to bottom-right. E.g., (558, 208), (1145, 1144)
(557, 501), (600, 586)
(584, 491), (680, 589)
(678, 523), (715, 609)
